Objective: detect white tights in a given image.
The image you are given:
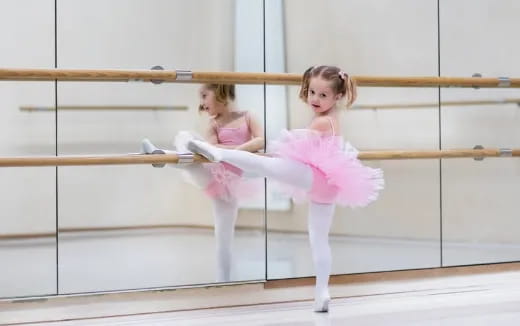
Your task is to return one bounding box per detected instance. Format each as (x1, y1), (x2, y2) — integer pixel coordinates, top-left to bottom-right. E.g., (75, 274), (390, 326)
(150, 140), (337, 300)
(216, 148), (313, 190)
(202, 146), (335, 305)
(142, 140), (238, 282)
(211, 198), (238, 283)
(177, 164), (239, 282)
(308, 202), (335, 302)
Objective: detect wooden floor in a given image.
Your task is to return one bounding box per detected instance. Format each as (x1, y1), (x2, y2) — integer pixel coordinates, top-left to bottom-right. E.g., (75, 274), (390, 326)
(5, 270), (520, 325)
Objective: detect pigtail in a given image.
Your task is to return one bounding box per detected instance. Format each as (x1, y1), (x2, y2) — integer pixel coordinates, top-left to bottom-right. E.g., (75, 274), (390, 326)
(223, 84), (236, 102)
(344, 74), (357, 108)
(205, 84), (236, 105)
(299, 66), (315, 102)
(215, 84), (228, 104)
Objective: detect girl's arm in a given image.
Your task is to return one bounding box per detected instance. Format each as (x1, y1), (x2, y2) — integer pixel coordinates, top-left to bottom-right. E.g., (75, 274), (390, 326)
(210, 112), (264, 151)
(236, 117), (265, 152)
(205, 119), (220, 145)
(235, 113), (264, 152)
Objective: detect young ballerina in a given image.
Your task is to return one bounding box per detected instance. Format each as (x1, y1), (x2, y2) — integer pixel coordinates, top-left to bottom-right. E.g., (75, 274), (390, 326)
(186, 65), (384, 312)
(142, 83), (264, 283)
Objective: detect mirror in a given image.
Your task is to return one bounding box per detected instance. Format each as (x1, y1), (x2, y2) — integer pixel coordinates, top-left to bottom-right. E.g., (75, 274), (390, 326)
(440, 0), (520, 266)
(0, 0), (57, 298)
(57, 0), (266, 294)
(265, 0), (441, 281)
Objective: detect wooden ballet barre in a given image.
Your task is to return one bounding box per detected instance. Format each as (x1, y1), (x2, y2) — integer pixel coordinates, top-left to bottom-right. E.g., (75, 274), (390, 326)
(0, 154), (205, 167)
(353, 98), (520, 110)
(0, 68), (519, 88)
(19, 105), (188, 112)
(359, 148), (520, 160)
(0, 68), (300, 85)
(0, 148), (518, 167)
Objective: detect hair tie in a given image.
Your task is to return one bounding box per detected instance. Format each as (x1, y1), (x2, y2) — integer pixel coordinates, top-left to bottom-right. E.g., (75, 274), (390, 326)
(339, 71), (347, 81)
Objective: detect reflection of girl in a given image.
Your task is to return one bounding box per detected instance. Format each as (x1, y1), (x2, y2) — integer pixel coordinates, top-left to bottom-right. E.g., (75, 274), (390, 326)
(187, 66), (384, 312)
(142, 84), (264, 282)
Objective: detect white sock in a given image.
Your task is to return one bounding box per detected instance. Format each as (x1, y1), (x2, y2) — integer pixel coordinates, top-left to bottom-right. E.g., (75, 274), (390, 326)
(141, 138), (178, 167)
(141, 138), (214, 186)
(174, 131), (201, 153)
(187, 140), (223, 162)
(212, 198), (239, 282)
(141, 138), (167, 154)
(308, 202), (335, 312)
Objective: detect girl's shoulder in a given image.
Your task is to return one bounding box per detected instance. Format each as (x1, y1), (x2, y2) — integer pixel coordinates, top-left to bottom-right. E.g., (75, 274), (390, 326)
(310, 115), (340, 136)
(310, 115), (333, 129)
(235, 110), (249, 119)
(208, 116), (220, 130)
(213, 111), (250, 129)
(234, 110), (252, 125)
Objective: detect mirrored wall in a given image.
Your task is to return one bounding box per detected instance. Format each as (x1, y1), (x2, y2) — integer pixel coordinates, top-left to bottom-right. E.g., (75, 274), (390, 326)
(265, 0), (442, 280)
(1, 0), (519, 299)
(439, 0), (520, 266)
(0, 0), (57, 298)
(56, 0), (265, 294)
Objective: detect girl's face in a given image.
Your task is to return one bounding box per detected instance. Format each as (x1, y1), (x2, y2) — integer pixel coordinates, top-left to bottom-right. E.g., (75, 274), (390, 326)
(199, 87), (225, 116)
(307, 77), (342, 114)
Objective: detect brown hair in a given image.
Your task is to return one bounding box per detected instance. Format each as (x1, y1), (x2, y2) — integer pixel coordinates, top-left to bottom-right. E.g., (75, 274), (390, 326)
(198, 84), (236, 112)
(298, 65), (357, 107)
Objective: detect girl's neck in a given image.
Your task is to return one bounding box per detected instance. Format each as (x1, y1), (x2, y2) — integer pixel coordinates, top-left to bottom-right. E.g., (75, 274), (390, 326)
(215, 107), (237, 123)
(313, 105), (338, 119)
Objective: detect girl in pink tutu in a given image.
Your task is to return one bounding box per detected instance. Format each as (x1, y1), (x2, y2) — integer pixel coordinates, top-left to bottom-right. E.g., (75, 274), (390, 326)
(142, 83), (264, 283)
(187, 66), (384, 312)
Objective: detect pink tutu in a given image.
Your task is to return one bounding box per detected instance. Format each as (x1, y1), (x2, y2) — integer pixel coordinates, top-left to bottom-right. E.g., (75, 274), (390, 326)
(203, 162), (261, 202)
(270, 129), (384, 207)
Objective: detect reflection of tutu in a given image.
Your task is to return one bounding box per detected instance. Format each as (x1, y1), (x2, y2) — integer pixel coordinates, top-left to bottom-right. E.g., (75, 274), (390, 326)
(203, 162), (261, 202)
(270, 129), (384, 207)
(175, 130), (262, 202)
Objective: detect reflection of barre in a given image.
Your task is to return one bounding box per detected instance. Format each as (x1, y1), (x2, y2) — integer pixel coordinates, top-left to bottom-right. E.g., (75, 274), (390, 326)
(0, 68), (519, 88)
(353, 98), (520, 110)
(0, 148), (519, 167)
(19, 105), (188, 112)
(0, 153), (202, 167)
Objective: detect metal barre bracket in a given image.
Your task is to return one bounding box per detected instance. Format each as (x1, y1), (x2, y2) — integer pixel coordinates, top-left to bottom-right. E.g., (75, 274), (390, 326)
(176, 70), (193, 81)
(473, 144), (484, 161)
(498, 77), (511, 87)
(177, 153), (195, 164)
(150, 65), (165, 84)
(472, 73), (482, 89)
(499, 148), (513, 157)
